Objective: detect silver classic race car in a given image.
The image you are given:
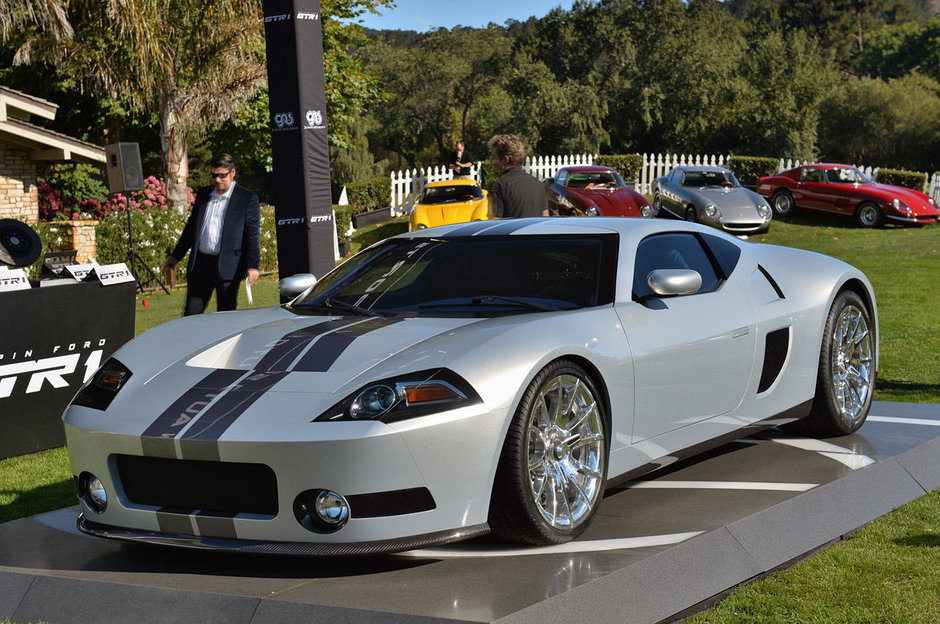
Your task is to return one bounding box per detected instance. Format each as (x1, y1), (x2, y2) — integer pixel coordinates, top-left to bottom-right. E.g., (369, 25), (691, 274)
(64, 218), (877, 555)
(653, 165), (773, 234)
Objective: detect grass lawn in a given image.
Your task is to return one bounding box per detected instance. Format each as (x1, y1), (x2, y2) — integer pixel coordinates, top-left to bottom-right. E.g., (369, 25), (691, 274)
(0, 214), (937, 621)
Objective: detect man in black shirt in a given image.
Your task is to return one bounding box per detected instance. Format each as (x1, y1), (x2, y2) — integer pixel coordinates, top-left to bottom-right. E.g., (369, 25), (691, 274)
(447, 141), (473, 179)
(486, 134), (549, 218)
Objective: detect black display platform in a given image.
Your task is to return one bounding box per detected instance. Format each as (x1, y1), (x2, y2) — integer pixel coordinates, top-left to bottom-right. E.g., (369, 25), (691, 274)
(0, 280), (135, 458)
(1, 401), (938, 624)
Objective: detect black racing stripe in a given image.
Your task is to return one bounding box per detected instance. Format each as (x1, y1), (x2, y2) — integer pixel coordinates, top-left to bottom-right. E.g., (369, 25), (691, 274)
(254, 318), (360, 372)
(194, 515), (238, 539)
(156, 510), (195, 535)
(292, 318), (401, 372)
(478, 218), (543, 235)
(141, 369), (244, 439)
(180, 370), (289, 441)
(442, 221), (502, 237)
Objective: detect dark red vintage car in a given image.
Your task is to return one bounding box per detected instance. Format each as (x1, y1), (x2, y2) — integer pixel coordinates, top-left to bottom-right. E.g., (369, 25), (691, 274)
(545, 166), (653, 218)
(757, 163), (938, 227)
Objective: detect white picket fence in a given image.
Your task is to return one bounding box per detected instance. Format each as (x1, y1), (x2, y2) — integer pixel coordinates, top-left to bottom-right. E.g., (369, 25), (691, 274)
(387, 153), (940, 214)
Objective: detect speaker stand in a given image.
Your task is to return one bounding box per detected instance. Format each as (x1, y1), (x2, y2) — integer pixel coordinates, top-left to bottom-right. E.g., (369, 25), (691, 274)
(123, 201), (170, 294)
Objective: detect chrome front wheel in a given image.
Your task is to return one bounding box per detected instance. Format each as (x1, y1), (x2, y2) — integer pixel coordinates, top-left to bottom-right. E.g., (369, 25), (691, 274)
(830, 304), (874, 422)
(489, 360), (608, 544)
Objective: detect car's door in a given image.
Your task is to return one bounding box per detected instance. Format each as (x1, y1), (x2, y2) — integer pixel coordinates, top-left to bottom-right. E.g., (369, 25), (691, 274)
(546, 168), (569, 215)
(797, 166), (830, 211)
(615, 232), (757, 442)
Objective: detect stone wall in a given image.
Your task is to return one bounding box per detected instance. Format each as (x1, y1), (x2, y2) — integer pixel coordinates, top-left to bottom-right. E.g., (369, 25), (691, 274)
(49, 220), (99, 263)
(0, 145), (39, 223)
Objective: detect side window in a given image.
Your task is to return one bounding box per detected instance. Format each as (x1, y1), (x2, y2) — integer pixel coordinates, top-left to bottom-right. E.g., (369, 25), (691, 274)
(633, 233), (721, 299)
(801, 167), (824, 183)
(556, 169), (567, 186)
(700, 233), (742, 278)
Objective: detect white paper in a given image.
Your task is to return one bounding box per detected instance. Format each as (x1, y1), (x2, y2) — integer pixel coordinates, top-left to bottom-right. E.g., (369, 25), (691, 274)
(86, 262), (135, 286)
(246, 281), (253, 306)
(0, 268), (30, 292)
(64, 263), (99, 281)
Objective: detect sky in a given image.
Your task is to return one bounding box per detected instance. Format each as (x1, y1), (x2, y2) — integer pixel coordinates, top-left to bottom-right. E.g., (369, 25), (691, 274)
(353, 0), (578, 32)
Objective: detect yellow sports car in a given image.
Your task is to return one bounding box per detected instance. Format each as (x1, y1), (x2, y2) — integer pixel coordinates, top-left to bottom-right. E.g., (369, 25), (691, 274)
(409, 179), (489, 231)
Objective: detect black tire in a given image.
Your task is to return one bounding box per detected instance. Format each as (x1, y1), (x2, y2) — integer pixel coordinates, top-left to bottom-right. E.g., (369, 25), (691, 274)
(772, 189), (797, 217)
(653, 193), (663, 216)
(685, 205), (698, 222)
(488, 360), (608, 545)
(789, 291), (875, 437)
(855, 202), (884, 228)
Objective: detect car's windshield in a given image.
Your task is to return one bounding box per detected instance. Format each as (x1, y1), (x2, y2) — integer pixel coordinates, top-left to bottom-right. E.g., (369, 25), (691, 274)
(825, 167), (873, 184)
(420, 185), (484, 205)
(681, 170), (739, 187)
(291, 235), (617, 317)
(564, 171), (626, 190)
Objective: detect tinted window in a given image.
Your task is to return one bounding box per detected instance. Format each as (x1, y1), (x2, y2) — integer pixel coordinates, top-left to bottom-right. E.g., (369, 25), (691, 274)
(700, 233), (742, 278)
(801, 167), (825, 183)
(556, 169), (568, 185)
(633, 233), (720, 299)
(294, 235), (617, 316)
(681, 170), (738, 187)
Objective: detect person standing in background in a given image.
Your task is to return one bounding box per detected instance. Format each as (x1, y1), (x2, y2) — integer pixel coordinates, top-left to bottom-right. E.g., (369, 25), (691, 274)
(448, 141), (474, 179)
(486, 134), (549, 218)
(165, 153), (260, 315)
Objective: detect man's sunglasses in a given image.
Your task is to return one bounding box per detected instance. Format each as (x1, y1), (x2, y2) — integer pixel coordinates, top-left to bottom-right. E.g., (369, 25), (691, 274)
(210, 171), (232, 179)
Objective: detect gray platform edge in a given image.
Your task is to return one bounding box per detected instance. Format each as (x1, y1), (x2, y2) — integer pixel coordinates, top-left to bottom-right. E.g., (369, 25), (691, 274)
(2, 438), (938, 624)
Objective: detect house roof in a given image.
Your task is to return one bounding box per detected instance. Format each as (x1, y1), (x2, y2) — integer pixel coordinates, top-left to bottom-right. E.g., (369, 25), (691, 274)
(0, 86), (105, 164)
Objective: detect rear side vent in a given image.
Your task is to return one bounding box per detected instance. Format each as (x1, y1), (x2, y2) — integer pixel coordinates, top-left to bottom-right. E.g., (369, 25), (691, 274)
(758, 328), (790, 393)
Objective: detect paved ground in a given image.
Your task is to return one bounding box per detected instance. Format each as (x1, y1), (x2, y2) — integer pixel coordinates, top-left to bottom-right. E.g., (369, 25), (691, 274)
(2, 401), (938, 624)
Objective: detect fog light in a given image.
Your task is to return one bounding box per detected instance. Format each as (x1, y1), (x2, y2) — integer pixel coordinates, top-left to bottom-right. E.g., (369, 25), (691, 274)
(81, 473), (108, 513)
(314, 491), (349, 526)
(293, 489), (350, 532)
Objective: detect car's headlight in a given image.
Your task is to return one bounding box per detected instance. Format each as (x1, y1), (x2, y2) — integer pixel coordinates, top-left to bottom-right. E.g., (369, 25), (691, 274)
(640, 204), (653, 218)
(585, 206), (599, 216)
(758, 203), (771, 219)
(316, 368), (482, 423)
(71, 358), (132, 411)
(929, 197), (936, 207)
(892, 198), (911, 214)
(704, 204), (720, 219)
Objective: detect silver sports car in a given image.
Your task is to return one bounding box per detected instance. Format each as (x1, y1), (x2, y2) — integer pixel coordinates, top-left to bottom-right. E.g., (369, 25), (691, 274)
(65, 217), (876, 555)
(653, 165), (773, 235)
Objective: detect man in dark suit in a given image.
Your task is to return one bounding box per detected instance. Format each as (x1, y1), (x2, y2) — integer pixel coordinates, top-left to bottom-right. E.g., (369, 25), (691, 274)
(165, 153), (260, 315)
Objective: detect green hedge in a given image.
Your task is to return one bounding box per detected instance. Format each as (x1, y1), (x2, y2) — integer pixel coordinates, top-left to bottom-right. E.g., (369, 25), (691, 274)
(595, 154), (644, 182)
(481, 159), (497, 191)
(876, 168), (927, 191)
(727, 156), (780, 187)
(334, 204), (354, 238)
(347, 176), (391, 214)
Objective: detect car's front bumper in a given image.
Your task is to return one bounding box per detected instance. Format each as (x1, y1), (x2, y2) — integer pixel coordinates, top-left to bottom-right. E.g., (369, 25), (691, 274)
(64, 399), (508, 553)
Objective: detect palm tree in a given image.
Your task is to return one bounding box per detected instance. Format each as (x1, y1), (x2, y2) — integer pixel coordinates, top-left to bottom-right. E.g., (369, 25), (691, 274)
(1, 0), (266, 209)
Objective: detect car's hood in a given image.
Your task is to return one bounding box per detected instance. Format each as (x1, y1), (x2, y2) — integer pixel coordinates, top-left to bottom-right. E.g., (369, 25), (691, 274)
(414, 198), (488, 227)
(688, 187), (762, 210)
(869, 183), (937, 213)
(567, 188), (645, 215)
(131, 312), (483, 394)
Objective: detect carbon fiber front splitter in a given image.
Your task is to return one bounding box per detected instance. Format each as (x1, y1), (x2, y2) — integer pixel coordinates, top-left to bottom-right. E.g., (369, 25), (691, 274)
(77, 514), (490, 557)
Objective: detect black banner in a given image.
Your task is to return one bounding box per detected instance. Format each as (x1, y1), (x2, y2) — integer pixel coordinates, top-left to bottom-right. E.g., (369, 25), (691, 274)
(263, 0), (335, 280)
(0, 281), (135, 459)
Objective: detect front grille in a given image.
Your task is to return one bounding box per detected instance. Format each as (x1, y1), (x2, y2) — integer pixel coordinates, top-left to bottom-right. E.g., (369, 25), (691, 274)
(115, 454), (278, 516)
(723, 222), (763, 231)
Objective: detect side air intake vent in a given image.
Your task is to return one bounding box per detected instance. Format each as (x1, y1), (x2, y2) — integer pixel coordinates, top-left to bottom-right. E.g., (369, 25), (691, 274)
(758, 328), (790, 393)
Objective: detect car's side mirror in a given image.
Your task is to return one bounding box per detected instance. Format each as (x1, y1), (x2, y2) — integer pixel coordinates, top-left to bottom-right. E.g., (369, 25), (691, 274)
(482, 189), (488, 197)
(647, 269), (702, 297)
(279, 273), (318, 299)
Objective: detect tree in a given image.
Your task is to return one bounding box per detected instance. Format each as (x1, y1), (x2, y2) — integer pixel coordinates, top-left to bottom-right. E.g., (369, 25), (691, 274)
(1, 0), (392, 208)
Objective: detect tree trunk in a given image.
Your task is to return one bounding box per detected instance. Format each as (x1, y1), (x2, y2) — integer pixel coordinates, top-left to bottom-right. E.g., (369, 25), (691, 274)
(159, 92), (190, 212)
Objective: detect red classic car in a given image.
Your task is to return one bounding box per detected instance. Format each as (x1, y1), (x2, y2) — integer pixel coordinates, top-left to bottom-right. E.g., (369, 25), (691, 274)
(545, 166), (653, 218)
(757, 163), (938, 227)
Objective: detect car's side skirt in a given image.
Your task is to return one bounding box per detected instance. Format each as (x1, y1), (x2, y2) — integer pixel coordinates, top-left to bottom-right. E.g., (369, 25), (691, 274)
(605, 398), (813, 490)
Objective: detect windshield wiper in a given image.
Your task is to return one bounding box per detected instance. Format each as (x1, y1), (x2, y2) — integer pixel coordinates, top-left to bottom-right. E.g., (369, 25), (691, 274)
(322, 298), (388, 317)
(472, 295), (560, 311)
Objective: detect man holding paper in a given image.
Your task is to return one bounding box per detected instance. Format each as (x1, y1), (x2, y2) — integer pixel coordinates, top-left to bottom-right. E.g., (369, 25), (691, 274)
(165, 153), (261, 315)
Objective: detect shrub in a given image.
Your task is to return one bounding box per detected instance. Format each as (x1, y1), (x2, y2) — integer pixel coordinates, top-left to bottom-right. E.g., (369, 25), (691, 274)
(334, 204), (353, 238)
(481, 159), (497, 190)
(36, 163), (110, 220)
(259, 205), (277, 274)
(95, 204), (190, 283)
(346, 176), (390, 214)
(876, 168), (927, 191)
(595, 154), (644, 182)
(727, 156), (780, 187)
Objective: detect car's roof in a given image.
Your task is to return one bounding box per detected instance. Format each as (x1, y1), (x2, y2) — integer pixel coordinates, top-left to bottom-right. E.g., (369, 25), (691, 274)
(798, 163), (857, 169)
(560, 165), (617, 173)
(391, 216), (740, 243)
(673, 165), (731, 173)
(425, 178), (481, 188)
